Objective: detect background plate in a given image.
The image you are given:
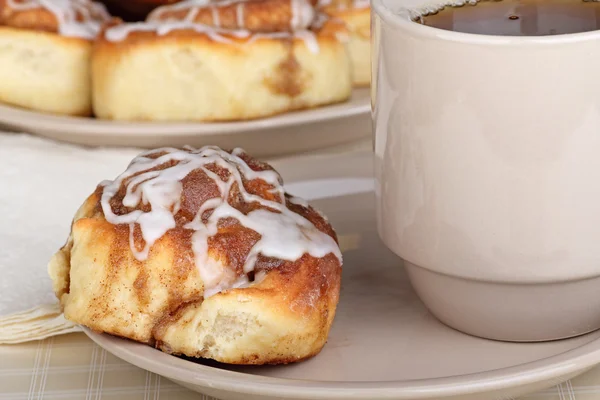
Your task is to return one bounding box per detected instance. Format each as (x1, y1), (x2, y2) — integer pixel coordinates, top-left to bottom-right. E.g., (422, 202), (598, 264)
(83, 152), (600, 400)
(0, 89), (370, 158)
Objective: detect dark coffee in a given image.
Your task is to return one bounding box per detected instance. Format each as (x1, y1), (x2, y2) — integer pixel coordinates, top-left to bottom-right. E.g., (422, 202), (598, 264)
(415, 0), (600, 35)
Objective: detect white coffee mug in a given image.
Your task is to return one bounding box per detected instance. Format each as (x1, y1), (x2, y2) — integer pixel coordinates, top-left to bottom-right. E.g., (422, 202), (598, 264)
(372, 0), (600, 341)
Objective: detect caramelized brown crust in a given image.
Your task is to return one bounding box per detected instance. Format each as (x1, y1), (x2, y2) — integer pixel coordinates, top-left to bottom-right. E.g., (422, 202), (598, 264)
(152, 252), (340, 364)
(98, 17), (343, 45)
(149, 0), (318, 32)
(0, 1), (57, 32)
(49, 149), (342, 365)
(0, 0), (109, 35)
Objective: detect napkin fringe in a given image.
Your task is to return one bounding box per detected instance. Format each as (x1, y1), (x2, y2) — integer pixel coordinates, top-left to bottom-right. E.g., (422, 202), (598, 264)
(0, 303), (81, 344)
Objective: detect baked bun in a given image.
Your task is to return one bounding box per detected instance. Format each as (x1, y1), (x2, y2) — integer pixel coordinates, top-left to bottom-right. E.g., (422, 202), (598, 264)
(91, 0), (352, 122)
(319, 0), (370, 86)
(0, 0), (110, 116)
(49, 146), (342, 365)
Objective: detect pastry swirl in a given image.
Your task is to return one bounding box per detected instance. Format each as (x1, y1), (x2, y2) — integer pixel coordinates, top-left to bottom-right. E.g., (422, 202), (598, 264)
(49, 146), (343, 365)
(0, 0), (110, 39)
(102, 0), (327, 48)
(148, 0), (317, 32)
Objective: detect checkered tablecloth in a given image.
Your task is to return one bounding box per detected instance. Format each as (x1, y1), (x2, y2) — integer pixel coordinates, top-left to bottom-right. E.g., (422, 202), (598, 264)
(1, 333), (600, 400)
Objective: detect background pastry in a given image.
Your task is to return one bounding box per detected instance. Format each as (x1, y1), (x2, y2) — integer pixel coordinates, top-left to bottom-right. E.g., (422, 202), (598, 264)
(319, 0), (370, 86)
(0, 0), (110, 116)
(49, 146), (343, 365)
(92, 0), (352, 122)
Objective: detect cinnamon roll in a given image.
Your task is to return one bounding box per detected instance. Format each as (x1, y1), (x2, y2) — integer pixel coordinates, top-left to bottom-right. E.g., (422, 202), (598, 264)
(0, 0), (110, 115)
(91, 0), (352, 122)
(319, 0), (370, 86)
(48, 146), (342, 365)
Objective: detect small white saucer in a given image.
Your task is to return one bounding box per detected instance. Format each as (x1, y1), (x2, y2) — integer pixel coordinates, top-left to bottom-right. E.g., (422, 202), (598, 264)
(83, 152), (600, 400)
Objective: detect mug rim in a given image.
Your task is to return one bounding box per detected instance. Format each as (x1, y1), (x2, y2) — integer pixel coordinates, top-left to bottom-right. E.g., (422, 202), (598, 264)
(372, 0), (600, 45)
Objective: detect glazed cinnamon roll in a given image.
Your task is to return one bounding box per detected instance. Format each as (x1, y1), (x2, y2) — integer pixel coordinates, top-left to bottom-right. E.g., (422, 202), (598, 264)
(0, 0), (110, 115)
(91, 0), (352, 121)
(49, 146), (342, 365)
(319, 0), (370, 86)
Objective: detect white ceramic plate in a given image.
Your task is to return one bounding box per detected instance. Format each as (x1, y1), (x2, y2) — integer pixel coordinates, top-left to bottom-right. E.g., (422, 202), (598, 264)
(82, 152), (600, 400)
(0, 89), (370, 158)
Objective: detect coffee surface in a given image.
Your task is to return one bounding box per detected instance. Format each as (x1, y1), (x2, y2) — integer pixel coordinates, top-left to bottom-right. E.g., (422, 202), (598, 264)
(416, 0), (600, 35)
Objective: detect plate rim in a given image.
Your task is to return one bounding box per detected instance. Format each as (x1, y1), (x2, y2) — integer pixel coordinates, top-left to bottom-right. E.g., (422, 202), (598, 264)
(82, 286), (600, 399)
(80, 174), (600, 399)
(0, 89), (370, 137)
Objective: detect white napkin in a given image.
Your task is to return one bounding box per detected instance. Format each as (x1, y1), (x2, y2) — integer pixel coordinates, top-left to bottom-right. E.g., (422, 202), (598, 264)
(0, 133), (140, 342)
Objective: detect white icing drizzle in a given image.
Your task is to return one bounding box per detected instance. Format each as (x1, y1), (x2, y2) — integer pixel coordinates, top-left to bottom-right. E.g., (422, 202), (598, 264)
(185, 6), (200, 22)
(149, 0), (314, 30)
(100, 146), (341, 298)
(6, 0), (110, 39)
(105, 0), (321, 52)
(289, 196), (309, 207)
(211, 6), (220, 27)
(104, 20), (251, 44)
(236, 2), (244, 28)
(292, 30), (319, 52)
(316, 0), (370, 10)
(290, 0), (315, 30)
(352, 0), (370, 9)
(104, 21), (322, 53)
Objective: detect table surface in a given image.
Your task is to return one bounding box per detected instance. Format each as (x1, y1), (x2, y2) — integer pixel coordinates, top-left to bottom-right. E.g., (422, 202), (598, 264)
(1, 332), (600, 400)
